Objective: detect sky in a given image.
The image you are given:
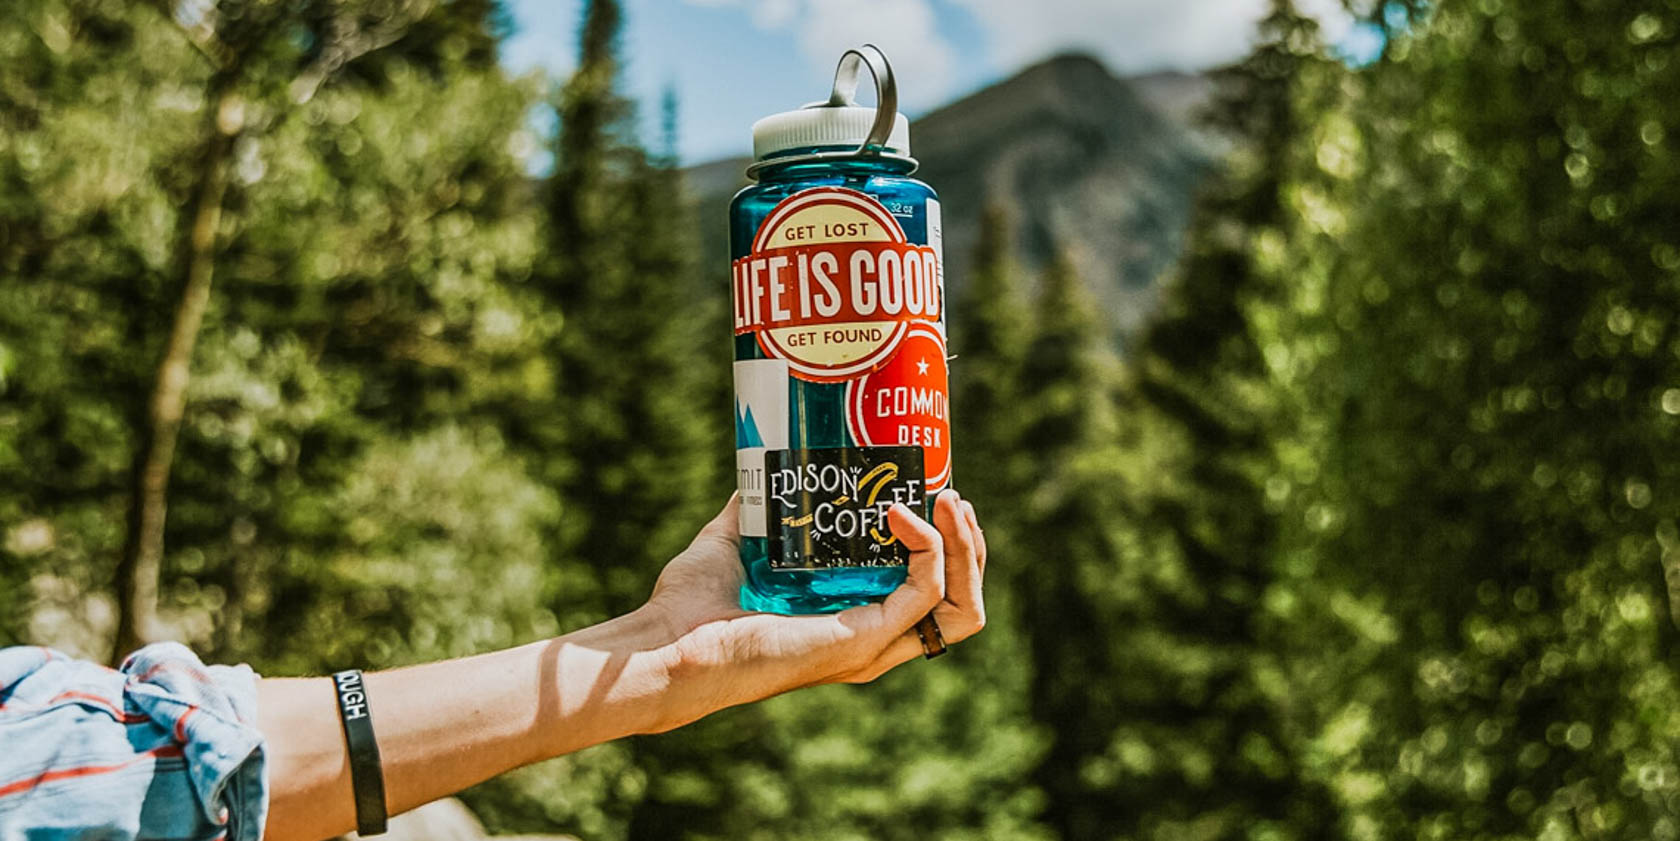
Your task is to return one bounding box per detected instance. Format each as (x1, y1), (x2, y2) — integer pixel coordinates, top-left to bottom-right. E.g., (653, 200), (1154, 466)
(501, 0), (1370, 165)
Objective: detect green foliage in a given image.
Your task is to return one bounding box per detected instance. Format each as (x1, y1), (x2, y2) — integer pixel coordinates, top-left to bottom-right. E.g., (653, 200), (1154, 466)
(1247, 0), (1680, 836)
(0, 0), (556, 668)
(0, 0), (196, 646)
(268, 425), (559, 670)
(459, 2), (726, 837)
(190, 58), (552, 667)
(743, 658), (1048, 841)
(1069, 4), (1343, 839)
(1012, 250), (1138, 841)
(951, 203), (1031, 528)
(525, 0), (716, 626)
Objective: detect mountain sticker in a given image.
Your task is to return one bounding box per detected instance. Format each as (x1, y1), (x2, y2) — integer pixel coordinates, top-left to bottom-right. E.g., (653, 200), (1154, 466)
(733, 358), (791, 537)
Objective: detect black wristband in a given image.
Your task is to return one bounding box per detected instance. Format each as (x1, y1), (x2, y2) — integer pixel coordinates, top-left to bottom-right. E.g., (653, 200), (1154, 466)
(332, 670), (388, 836)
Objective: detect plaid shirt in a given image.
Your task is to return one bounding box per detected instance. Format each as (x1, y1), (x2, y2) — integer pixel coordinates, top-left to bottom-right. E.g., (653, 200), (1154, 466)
(0, 643), (267, 841)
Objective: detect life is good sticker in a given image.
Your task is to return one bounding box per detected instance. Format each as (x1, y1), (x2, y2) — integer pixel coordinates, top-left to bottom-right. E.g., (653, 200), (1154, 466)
(731, 187), (943, 382)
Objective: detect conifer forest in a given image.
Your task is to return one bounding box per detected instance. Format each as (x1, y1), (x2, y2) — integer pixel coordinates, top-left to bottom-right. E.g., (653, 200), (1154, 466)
(3, 0), (1677, 839)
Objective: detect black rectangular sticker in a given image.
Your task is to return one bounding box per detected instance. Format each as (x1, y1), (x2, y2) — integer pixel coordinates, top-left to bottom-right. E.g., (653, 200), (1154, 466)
(765, 446), (926, 569)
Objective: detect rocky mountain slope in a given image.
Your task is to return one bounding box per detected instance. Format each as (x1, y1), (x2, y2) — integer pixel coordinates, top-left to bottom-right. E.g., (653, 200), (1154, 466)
(684, 54), (1215, 339)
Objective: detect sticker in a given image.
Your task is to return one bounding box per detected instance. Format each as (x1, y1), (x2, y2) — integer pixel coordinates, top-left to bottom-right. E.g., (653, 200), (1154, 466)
(734, 358), (790, 537)
(731, 187), (943, 382)
(765, 446), (926, 569)
(845, 323), (951, 491)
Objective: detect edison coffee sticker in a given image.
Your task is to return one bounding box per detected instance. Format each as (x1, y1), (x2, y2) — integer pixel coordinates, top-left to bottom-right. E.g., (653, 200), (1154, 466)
(766, 447), (926, 568)
(733, 187), (948, 568)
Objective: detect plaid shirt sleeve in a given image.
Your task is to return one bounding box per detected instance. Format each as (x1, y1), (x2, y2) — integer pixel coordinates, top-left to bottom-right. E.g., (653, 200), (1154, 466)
(0, 643), (268, 841)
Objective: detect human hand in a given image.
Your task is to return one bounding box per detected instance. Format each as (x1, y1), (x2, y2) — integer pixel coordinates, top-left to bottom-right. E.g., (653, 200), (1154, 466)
(639, 491), (986, 731)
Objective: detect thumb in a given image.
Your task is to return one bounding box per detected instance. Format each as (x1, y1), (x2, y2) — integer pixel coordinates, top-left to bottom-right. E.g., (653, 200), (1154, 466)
(692, 494), (742, 551)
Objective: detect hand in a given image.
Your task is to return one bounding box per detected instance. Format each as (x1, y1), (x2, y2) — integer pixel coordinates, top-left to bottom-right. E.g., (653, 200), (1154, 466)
(640, 490), (987, 730)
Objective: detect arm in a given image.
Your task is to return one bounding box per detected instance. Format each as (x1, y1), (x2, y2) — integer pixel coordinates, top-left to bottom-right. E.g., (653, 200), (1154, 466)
(259, 492), (987, 841)
(256, 610), (676, 841)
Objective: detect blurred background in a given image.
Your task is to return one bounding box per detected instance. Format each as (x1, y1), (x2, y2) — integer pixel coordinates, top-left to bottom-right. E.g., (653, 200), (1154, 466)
(2, 0), (1676, 839)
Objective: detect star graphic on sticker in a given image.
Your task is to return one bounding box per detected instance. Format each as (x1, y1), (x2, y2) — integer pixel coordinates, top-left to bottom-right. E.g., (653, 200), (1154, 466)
(916, 356), (930, 376)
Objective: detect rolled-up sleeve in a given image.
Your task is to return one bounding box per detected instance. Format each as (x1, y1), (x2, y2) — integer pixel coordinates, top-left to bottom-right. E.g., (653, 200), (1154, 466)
(0, 643), (268, 841)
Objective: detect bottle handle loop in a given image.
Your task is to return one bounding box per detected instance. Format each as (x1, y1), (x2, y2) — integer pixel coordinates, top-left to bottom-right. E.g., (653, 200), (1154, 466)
(745, 44), (917, 180)
(823, 44), (899, 153)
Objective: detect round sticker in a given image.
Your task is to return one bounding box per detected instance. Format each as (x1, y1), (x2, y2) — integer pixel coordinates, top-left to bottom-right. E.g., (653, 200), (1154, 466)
(732, 187), (942, 383)
(845, 323), (951, 491)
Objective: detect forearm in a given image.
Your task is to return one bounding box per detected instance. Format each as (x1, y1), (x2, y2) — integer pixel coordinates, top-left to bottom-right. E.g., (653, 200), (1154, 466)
(258, 607), (681, 841)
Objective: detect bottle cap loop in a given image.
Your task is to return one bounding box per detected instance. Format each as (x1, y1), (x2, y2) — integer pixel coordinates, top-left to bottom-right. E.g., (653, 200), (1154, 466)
(823, 45), (899, 152)
(746, 44), (917, 180)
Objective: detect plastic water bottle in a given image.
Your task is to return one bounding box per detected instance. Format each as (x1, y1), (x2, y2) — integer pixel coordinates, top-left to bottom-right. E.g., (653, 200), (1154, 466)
(730, 45), (951, 614)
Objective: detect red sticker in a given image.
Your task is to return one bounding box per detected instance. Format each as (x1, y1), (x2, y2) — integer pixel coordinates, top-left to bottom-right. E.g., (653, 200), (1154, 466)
(731, 187), (942, 383)
(846, 323), (951, 491)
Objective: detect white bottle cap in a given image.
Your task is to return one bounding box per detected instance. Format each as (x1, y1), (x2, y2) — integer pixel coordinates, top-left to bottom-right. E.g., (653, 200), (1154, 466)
(751, 105), (911, 161)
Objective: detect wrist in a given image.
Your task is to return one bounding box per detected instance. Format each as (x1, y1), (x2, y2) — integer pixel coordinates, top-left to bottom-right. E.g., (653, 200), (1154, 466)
(617, 604), (699, 735)
(531, 607), (691, 758)
(647, 619), (751, 734)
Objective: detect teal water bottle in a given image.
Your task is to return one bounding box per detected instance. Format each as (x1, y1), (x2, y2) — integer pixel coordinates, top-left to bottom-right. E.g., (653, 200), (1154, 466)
(730, 45), (951, 614)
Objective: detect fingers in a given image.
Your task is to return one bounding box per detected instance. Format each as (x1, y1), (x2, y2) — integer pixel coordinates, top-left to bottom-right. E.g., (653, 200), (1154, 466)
(872, 503), (946, 630)
(963, 500), (986, 576)
(933, 491), (985, 643)
(821, 503), (942, 682)
(842, 631), (927, 683)
(838, 491), (988, 683)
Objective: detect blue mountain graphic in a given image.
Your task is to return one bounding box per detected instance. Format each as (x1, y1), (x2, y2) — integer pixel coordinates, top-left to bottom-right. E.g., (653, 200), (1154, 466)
(735, 399), (765, 448)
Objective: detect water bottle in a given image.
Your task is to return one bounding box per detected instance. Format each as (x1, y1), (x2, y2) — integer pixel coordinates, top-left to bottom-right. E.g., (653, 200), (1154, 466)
(730, 45), (951, 614)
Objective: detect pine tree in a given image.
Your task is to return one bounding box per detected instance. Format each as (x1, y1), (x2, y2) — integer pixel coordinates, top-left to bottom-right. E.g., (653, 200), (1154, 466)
(951, 203), (1031, 534)
(472, 2), (722, 837)
(616, 56), (755, 841)
(1252, 0), (1680, 835)
(1096, 1), (1341, 837)
(1013, 250), (1134, 840)
(530, 0), (713, 625)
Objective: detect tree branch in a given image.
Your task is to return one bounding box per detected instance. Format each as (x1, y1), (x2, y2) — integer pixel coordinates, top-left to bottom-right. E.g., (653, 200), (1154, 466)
(288, 0), (439, 104)
(145, 0), (234, 70)
(111, 77), (243, 664)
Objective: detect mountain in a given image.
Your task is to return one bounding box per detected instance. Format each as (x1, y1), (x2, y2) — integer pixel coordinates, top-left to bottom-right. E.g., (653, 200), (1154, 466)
(683, 53), (1214, 339)
(1127, 69), (1217, 133)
